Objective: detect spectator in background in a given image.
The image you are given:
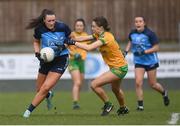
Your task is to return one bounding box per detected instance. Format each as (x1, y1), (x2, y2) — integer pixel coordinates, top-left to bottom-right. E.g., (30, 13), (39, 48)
(124, 16), (170, 111)
(68, 18), (89, 109)
(65, 16), (129, 116)
(23, 9), (71, 118)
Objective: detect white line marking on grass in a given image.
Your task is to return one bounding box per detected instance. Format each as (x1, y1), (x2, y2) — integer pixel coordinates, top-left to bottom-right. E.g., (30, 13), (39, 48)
(168, 113), (180, 125)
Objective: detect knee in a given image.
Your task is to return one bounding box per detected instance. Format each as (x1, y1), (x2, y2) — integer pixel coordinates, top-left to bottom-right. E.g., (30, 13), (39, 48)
(148, 79), (157, 89)
(149, 83), (157, 89)
(74, 81), (81, 87)
(135, 80), (143, 88)
(40, 84), (50, 94)
(90, 81), (97, 91)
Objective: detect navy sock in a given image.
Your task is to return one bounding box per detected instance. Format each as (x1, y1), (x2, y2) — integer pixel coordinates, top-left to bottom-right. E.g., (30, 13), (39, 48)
(28, 104), (36, 112)
(162, 90), (165, 96)
(46, 92), (50, 98)
(105, 101), (112, 105)
(138, 100), (143, 107)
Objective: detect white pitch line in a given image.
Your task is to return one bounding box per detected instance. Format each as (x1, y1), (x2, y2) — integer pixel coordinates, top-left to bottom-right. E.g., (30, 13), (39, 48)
(168, 113), (180, 125)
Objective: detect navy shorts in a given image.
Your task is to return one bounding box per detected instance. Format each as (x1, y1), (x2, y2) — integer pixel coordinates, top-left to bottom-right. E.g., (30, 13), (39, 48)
(135, 63), (159, 71)
(39, 54), (69, 75)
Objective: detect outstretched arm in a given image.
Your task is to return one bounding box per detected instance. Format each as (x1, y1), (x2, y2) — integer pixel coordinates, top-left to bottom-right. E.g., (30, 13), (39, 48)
(75, 40), (103, 51)
(71, 34), (94, 42)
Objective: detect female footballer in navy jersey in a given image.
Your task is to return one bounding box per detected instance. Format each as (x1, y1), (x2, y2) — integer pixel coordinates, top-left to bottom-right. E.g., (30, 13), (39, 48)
(23, 9), (71, 118)
(124, 16), (170, 111)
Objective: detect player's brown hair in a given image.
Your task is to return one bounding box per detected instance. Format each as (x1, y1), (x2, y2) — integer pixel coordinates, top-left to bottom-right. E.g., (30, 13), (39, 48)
(26, 9), (55, 29)
(93, 16), (110, 31)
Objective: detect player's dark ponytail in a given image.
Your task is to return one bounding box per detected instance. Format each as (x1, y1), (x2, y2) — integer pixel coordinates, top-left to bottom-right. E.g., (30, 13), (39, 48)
(93, 16), (110, 31)
(26, 9), (55, 29)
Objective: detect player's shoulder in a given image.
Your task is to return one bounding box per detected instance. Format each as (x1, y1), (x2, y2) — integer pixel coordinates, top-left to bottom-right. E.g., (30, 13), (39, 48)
(144, 28), (156, 37)
(34, 24), (43, 31)
(103, 32), (111, 37)
(104, 32), (115, 40)
(55, 20), (69, 29)
(34, 24), (47, 34)
(144, 27), (153, 33)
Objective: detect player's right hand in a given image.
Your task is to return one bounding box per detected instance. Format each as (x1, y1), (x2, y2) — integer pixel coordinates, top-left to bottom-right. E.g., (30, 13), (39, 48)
(35, 52), (45, 64)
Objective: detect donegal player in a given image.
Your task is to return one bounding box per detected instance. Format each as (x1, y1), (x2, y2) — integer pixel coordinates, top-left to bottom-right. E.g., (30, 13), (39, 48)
(65, 16), (129, 116)
(68, 18), (89, 109)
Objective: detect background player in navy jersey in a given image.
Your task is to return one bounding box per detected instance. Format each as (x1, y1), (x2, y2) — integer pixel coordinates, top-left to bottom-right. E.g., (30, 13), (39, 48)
(23, 9), (71, 118)
(124, 16), (170, 111)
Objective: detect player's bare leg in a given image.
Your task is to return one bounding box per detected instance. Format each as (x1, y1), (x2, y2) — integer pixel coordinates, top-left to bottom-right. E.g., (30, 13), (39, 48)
(111, 80), (129, 115)
(36, 73), (46, 92)
(91, 71), (119, 116)
(71, 70), (84, 109)
(135, 68), (145, 111)
(32, 72), (61, 106)
(36, 73), (54, 110)
(23, 72), (61, 118)
(147, 69), (170, 106)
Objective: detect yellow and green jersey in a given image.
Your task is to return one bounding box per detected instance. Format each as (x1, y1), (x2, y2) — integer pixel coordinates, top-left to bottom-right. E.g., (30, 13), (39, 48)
(93, 32), (127, 68)
(68, 31), (89, 60)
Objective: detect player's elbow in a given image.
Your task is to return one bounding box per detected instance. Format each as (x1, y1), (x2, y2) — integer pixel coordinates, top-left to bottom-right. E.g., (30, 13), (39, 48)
(154, 44), (160, 52)
(154, 46), (159, 52)
(156, 46), (160, 51)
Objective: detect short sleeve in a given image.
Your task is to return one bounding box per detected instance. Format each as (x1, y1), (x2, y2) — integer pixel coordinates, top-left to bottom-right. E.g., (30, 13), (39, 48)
(92, 33), (98, 40)
(99, 33), (114, 45)
(33, 28), (41, 40)
(149, 31), (159, 45)
(99, 36), (106, 45)
(128, 33), (132, 41)
(128, 29), (136, 41)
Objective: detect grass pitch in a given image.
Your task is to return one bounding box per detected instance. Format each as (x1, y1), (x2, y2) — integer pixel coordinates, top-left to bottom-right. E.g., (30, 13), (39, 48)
(0, 90), (179, 125)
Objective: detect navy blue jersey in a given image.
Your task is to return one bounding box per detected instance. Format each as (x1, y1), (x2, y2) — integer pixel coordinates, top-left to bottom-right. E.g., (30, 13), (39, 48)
(129, 28), (159, 65)
(34, 21), (71, 57)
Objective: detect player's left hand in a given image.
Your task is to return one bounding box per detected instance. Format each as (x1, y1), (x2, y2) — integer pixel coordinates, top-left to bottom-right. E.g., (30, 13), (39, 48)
(35, 52), (45, 64)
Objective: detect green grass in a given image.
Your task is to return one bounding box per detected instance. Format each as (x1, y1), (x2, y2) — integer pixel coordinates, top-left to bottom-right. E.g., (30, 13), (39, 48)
(0, 90), (179, 125)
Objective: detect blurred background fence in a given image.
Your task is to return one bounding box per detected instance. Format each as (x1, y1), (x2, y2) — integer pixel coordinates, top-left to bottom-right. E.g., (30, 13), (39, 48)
(0, 0), (180, 44)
